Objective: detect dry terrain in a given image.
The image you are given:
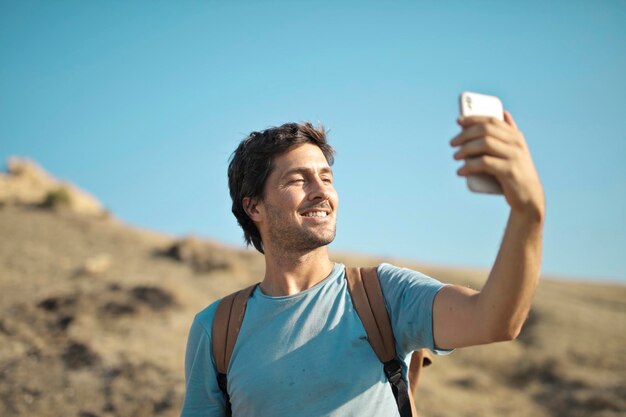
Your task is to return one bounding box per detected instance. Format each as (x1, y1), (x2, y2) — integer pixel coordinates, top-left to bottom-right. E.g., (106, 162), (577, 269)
(1, 159), (625, 417)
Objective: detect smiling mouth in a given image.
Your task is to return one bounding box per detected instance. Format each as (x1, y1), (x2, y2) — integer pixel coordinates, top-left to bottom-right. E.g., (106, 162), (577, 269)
(301, 211), (329, 218)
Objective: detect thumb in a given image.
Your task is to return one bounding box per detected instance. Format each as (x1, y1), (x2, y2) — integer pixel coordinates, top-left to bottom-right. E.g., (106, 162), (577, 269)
(504, 110), (519, 130)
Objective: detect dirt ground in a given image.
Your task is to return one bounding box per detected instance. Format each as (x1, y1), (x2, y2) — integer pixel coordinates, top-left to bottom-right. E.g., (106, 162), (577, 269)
(1, 203), (625, 417)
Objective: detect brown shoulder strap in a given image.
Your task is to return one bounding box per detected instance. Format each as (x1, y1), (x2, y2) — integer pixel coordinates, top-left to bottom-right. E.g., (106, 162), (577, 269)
(346, 266), (433, 417)
(345, 266), (396, 362)
(212, 284), (258, 374)
(408, 349), (432, 389)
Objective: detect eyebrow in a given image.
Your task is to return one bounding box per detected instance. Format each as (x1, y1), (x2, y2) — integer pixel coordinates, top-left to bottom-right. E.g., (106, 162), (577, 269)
(280, 166), (333, 179)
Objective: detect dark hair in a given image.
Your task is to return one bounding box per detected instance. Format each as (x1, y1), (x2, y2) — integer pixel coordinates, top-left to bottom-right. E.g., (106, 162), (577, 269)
(227, 122), (334, 254)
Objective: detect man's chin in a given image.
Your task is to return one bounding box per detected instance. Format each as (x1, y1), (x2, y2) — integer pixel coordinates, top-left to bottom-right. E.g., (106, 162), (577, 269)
(298, 229), (336, 250)
(267, 224), (336, 253)
(311, 232), (336, 248)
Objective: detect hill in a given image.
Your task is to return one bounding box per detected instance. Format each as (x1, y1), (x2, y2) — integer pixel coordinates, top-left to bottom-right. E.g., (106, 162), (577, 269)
(0, 158), (624, 417)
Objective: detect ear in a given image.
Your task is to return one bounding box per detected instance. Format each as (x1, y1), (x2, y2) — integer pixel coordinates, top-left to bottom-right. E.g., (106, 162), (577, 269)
(242, 196), (263, 222)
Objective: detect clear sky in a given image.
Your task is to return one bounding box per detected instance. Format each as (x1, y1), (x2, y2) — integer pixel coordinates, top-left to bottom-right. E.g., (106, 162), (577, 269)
(2, 1), (625, 282)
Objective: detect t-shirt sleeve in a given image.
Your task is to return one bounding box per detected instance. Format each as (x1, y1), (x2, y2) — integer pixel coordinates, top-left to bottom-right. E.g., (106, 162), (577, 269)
(376, 263), (452, 357)
(180, 303), (227, 417)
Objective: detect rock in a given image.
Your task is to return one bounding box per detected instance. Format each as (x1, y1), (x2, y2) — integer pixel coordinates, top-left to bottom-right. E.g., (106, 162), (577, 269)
(0, 157), (57, 205)
(61, 342), (100, 370)
(160, 237), (233, 273)
(0, 156), (104, 216)
(131, 286), (175, 311)
(78, 254), (112, 276)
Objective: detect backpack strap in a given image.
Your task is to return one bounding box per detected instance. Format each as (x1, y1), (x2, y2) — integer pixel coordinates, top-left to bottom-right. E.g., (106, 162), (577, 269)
(212, 283), (258, 414)
(409, 349), (432, 388)
(345, 266), (413, 417)
(345, 266), (396, 362)
(407, 349), (432, 417)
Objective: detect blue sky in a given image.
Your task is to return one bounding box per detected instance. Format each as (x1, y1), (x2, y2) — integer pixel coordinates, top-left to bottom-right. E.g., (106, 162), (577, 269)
(2, 1), (625, 282)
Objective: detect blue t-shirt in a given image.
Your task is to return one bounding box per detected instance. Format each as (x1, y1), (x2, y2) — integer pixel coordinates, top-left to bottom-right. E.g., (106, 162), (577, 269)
(181, 262), (448, 417)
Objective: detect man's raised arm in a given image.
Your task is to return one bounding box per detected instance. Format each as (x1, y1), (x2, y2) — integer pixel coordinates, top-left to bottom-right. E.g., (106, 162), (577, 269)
(432, 111), (545, 350)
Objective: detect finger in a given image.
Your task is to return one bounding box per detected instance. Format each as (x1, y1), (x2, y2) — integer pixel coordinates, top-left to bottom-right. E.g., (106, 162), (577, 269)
(450, 123), (515, 147)
(504, 110), (519, 130)
(453, 137), (511, 161)
(457, 155), (508, 177)
(457, 115), (507, 130)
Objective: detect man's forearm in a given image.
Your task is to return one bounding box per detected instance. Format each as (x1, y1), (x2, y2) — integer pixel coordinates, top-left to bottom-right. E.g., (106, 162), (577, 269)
(476, 207), (544, 341)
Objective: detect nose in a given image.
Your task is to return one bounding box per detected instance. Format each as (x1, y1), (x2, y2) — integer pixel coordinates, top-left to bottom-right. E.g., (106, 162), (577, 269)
(307, 175), (334, 202)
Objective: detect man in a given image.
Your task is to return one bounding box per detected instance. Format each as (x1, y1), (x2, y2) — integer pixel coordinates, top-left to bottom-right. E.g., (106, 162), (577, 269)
(181, 113), (545, 416)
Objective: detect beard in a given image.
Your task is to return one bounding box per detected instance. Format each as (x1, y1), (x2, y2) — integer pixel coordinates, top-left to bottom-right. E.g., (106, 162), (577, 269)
(262, 201), (337, 253)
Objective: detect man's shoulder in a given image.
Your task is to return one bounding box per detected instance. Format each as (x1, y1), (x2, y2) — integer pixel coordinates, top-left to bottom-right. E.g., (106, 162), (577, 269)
(376, 262), (445, 289)
(376, 262), (435, 279)
(192, 284), (260, 337)
(376, 262), (401, 276)
(192, 298), (222, 337)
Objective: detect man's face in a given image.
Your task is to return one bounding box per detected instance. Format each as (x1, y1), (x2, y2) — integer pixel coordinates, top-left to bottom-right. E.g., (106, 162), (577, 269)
(251, 143), (338, 253)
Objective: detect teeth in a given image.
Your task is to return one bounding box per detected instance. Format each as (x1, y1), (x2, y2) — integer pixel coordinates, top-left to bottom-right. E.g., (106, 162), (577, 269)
(303, 211), (327, 217)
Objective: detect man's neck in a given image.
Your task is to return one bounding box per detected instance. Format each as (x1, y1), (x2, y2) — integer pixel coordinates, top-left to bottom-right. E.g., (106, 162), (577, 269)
(259, 246), (335, 297)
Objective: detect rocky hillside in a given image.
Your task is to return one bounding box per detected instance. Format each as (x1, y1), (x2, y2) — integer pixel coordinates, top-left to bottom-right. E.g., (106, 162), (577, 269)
(0, 158), (624, 417)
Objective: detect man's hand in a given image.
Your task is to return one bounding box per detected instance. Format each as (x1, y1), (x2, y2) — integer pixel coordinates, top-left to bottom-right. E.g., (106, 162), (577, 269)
(450, 111), (545, 220)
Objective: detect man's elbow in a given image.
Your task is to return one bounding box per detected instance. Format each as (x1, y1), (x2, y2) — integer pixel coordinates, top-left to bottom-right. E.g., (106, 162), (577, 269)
(501, 324), (523, 342)
(487, 321), (524, 343)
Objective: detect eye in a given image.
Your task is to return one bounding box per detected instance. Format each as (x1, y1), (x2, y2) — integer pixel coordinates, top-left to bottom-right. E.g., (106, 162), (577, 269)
(289, 179), (305, 184)
(322, 177), (333, 184)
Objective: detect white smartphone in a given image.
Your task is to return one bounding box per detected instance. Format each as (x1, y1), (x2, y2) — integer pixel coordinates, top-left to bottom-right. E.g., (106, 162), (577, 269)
(458, 91), (504, 195)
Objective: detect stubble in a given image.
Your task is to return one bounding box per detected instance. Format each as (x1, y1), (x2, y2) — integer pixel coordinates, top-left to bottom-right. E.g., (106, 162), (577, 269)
(263, 201), (336, 254)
